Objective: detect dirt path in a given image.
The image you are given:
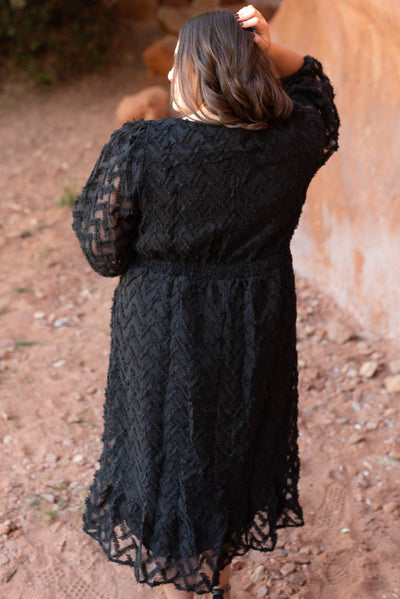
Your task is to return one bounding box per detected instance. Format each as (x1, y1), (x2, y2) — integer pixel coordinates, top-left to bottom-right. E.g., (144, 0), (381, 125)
(1, 50), (400, 599)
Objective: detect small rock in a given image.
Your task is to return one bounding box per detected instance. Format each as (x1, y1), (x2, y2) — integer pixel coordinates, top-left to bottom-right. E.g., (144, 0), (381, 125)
(280, 562), (296, 576)
(384, 408), (396, 417)
(85, 386), (97, 395)
(72, 454), (85, 464)
(325, 319), (352, 344)
(389, 359), (400, 375)
(347, 367), (358, 378)
(382, 502), (398, 515)
(366, 421), (378, 431)
(288, 572), (307, 586)
(384, 375), (400, 393)
(341, 362), (353, 375)
(289, 553), (312, 565)
(53, 317), (70, 328)
(34, 311), (46, 320)
(250, 564), (265, 583)
(66, 413), (80, 424)
(309, 545), (324, 555)
(0, 521), (13, 536)
(42, 493), (55, 503)
(304, 325), (315, 336)
(3, 435), (13, 445)
(256, 585), (268, 598)
(359, 360), (378, 379)
(52, 359), (65, 368)
(354, 491), (363, 502)
(45, 452), (59, 464)
(348, 433), (366, 445)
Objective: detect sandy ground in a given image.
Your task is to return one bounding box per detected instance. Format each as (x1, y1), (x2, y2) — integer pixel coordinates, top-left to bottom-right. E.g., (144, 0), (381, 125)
(1, 31), (400, 599)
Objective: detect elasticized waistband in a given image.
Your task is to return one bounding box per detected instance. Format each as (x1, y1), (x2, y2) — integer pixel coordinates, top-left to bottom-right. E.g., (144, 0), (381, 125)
(130, 250), (288, 279)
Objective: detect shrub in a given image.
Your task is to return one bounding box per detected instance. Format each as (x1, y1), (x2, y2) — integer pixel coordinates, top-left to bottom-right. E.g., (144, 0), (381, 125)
(0, 0), (118, 83)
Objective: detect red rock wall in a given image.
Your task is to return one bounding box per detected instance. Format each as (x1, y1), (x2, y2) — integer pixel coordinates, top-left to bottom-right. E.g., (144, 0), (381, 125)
(273, 0), (400, 340)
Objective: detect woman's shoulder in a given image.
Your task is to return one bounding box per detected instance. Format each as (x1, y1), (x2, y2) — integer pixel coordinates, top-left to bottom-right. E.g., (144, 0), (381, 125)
(114, 118), (149, 138)
(102, 119), (149, 154)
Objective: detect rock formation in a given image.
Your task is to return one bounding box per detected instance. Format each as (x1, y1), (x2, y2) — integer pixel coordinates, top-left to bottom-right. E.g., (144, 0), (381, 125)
(115, 86), (172, 126)
(273, 0), (400, 340)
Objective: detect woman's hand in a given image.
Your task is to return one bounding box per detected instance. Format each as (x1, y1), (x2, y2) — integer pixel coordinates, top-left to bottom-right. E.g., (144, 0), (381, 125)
(236, 4), (304, 77)
(235, 4), (271, 55)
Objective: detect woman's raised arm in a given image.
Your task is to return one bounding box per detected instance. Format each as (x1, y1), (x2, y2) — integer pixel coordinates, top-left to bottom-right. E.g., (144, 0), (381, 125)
(235, 5), (304, 77)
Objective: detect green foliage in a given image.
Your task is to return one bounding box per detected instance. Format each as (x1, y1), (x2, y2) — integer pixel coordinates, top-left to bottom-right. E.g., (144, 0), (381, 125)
(0, 0), (118, 83)
(13, 285), (33, 293)
(28, 493), (41, 509)
(58, 186), (79, 207)
(44, 509), (58, 522)
(15, 339), (39, 347)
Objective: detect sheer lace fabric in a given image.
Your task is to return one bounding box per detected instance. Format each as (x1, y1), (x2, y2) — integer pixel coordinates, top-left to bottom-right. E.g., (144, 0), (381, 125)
(72, 55), (340, 594)
(72, 121), (145, 277)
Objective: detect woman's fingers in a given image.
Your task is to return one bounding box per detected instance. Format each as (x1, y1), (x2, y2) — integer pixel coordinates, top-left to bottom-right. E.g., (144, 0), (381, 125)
(235, 4), (258, 19)
(235, 5), (271, 54)
(236, 4), (264, 26)
(239, 15), (260, 28)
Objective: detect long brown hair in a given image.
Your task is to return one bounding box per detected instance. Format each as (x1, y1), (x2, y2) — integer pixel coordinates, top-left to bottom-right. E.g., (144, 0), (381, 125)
(170, 9), (293, 130)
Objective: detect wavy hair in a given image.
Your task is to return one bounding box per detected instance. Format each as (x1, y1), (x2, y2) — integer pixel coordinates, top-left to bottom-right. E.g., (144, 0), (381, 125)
(170, 9), (293, 129)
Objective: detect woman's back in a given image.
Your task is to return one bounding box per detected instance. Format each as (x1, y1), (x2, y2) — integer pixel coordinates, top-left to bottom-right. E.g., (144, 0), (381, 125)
(136, 115), (314, 263)
(74, 56), (339, 276)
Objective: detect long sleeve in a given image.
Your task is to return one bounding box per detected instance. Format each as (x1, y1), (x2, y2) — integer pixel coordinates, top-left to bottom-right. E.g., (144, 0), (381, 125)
(280, 55), (341, 168)
(72, 120), (147, 277)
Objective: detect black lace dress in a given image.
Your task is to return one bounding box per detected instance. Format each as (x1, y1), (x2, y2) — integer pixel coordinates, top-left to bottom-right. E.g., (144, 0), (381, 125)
(72, 55), (340, 594)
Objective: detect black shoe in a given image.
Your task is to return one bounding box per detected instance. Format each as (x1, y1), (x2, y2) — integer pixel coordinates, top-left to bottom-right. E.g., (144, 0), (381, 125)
(212, 583), (231, 598)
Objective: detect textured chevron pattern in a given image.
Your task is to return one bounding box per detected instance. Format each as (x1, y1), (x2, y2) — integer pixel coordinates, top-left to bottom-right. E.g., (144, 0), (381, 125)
(72, 55), (340, 594)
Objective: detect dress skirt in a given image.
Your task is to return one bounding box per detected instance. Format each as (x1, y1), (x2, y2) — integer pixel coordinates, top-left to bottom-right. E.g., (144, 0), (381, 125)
(82, 250), (304, 594)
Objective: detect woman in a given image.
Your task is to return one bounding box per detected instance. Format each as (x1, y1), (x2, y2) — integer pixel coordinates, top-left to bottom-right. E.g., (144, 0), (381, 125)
(72, 5), (340, 598)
